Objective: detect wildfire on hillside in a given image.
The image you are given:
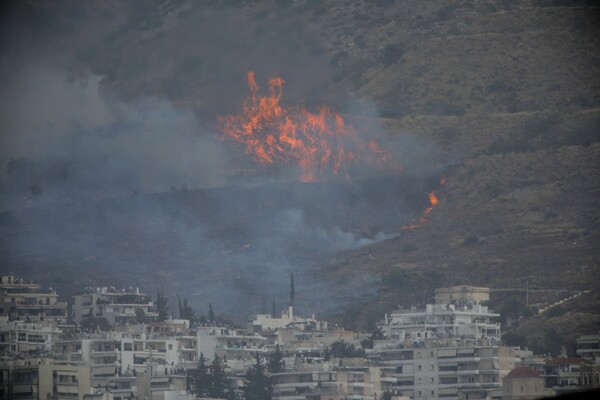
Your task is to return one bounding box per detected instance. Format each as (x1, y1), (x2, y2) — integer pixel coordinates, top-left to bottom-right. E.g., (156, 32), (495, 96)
(402, 178), (445, 230)
(218, 71), (444, 231)
(217, 71), (402, 182)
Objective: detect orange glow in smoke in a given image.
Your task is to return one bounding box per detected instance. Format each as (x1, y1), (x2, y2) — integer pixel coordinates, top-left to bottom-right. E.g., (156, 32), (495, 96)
(217, 71), (400, 182)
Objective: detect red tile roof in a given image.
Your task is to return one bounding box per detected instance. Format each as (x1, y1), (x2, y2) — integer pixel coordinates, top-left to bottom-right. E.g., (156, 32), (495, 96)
(506, 366), (542, 379)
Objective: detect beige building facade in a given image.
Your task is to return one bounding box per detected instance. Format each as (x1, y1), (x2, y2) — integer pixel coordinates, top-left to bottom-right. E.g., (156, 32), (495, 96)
(434, 285), (490, 305)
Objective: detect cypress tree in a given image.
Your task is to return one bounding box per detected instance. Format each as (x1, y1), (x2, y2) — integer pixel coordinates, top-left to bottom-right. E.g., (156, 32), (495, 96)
(194, 353), (211, 397)
(208, 303), (215, 324)
(289, 272), (295, 307)
(209, 354), (230, 398)
(156, 290), (169, 321)
(243, 354), (272, 400)
(267, 344), (284, 373)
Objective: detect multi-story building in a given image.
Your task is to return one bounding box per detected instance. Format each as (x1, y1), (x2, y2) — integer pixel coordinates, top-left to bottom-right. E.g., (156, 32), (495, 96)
(0, 358), (93, 400)
(271, 358), (382, 400)
(543, 357), (581, 395)
(336, 365), (382, 399)
(576, 332), (600, 392)
(54, 331), (181, 388)
(0, 317), (62, 355)
(196, 326), (267, 372)
(73, 287), (158, 327)
(0, 357), (42, 400)
(269, 368), (339, 400)
(580, 359), (600, 391)
(0, 275), (68, 324)
(38, 362), (92, 400)
(379, 303), (501, 343)
(576, 333), (600, 361)
(368, 341), (515, 400)
(135, 370), (187, 400)
(276, 323), (361, 357)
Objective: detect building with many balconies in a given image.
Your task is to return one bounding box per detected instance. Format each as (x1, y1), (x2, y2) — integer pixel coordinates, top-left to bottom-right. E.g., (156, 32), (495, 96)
(0, 275), (67, 324)
(367, 340), (515, 400)
(54, 331), (181, 388)
(0, 317), (62, 356)
(379, 302), (501, 343)
(196, 325), (267, 373)
(73, 287), (159, 327)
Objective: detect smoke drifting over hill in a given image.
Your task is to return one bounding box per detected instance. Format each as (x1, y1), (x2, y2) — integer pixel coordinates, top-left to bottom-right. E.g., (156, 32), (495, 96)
(0, 1), (442, 320)
(0, 66), (231, 199)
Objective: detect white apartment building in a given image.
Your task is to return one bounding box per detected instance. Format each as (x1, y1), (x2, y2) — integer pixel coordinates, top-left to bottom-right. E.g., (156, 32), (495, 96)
(196, 326), (267, 372)
(380, 303), (501, 342)
(73, 287), (159, 327)
(54, 331), (181, 387)
(0, 317), (62, 355)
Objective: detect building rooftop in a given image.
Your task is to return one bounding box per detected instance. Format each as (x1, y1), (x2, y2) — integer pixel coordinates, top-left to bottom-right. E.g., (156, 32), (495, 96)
(505, 366), (542, 379)
(544, 357), (582, 366)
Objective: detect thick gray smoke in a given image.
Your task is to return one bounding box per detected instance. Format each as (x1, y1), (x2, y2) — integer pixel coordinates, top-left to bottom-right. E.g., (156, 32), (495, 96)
(0, 66), (229, 203)
(0, 1), (441, 322)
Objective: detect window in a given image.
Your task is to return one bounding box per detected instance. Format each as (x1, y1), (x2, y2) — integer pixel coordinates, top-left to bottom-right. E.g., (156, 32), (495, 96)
(430, 364), (435, 370)
(430, 377), (434, 383)
(418, 365), (422, 371)
(168, 344), (173, 350)
(418, 377), (422, 383)
(520, 385), (524, 393)
(124, 343), (132, 351)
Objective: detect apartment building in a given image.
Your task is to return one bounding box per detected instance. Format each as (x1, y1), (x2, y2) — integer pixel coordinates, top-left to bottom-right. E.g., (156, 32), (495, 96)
(38, 362), (92, 400)
(276, 324), (361, 357)
(575, 333), (600, 360)
(380, 303), (501, 342)
(135, 369), (187, 400)
(543, 357), (581, 395)
(54, 331), (180, 388)
(0, 317), (62, 355)
(73, 287), (159, 327)
(0, 275), (68, 324)
(368, 341), (515, 400)
(196, 326), (267, 372)
(0, 357), (42, 400)
(270, 369), (338, 400)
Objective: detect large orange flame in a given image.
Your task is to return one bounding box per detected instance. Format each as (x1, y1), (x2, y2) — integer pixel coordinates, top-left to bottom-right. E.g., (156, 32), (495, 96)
(217, 71), (399, 182)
